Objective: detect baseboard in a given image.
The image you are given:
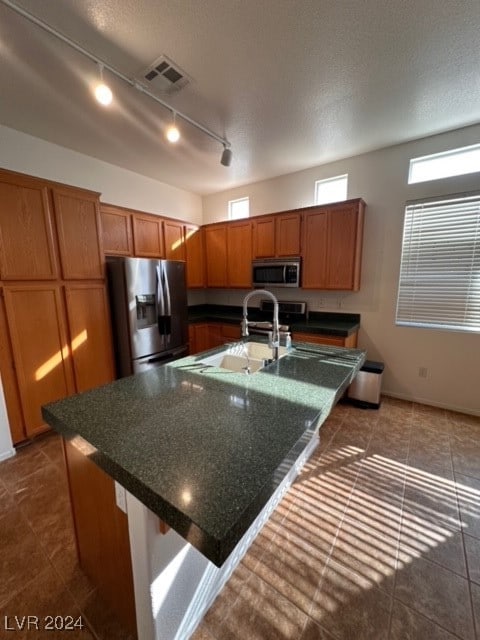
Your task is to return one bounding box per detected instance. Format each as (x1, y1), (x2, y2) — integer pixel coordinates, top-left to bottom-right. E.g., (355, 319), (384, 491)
(382, 390), (480, 418)
(0, 447), (16, 462)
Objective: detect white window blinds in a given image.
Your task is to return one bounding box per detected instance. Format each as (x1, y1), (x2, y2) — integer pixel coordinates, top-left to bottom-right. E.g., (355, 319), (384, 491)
(396, 194), (480, 332)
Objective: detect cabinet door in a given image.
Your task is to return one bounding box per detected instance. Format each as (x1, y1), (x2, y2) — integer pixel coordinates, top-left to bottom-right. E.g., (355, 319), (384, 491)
(227, 221), (252, 288)
(291, 331), (358, 348)
(100, 205), (133, 256)
(252, 217), (275, 258)
(189, 324), (210, 354)
(132, 213), (164, 258)
(0, 292), (26, 443)
(53, 187), (104, 279)
(326, 204), (364, 290)
(64, 439), (137, 636)
(276, 213), (301, 256)
(205, 225), (227, 287)
(164, 220), (186, 260)
(185, 225), (205, 288)
(0, 175), (58, 280)
(3, 284), (75, 438)
(64, 284), (115, 393)
(302, 210), (329, 288)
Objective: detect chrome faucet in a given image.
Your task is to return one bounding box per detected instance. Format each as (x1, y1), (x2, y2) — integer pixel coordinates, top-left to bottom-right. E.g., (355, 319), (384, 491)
(242, 290), (280, 361)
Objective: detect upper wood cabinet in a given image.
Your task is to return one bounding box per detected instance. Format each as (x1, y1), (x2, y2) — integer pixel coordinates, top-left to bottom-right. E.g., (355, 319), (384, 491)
(205, 225), (227, 287)
(52, 187), (104, 280)
(100, 204), (133, 256)
(3, 283), (76, 438)
(0, 173), (58, 280)
(277, 212), (301, 256)
(132, 212), (164, 258)
(252, 217), (275, 258)
(185, 225), (205, 288)
(302, 199), (365, 290)
(164, 219), (186, 261)
(252, 212), (301, 258)
(227, 220), (252, 288)
(64, 283), (115, 393)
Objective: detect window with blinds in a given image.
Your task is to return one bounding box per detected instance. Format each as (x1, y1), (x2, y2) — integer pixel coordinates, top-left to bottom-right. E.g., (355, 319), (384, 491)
(396, 193), (480, 332)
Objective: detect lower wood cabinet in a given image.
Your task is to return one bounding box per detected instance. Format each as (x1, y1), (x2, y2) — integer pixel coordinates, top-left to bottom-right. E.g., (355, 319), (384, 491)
(292, 331), (358, 348)
(189, 323), (241, 355)
(64, 439), (137, 637)
(1, 282), (115, 443)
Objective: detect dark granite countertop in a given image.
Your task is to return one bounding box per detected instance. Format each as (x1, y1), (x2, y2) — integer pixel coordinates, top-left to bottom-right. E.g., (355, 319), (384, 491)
(188, 304), (360, 337)
(42, 339), (365, 566)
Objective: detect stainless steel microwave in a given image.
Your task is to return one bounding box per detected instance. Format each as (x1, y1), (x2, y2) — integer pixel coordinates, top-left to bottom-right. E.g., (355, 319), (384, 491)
(252, 258), (301, 288)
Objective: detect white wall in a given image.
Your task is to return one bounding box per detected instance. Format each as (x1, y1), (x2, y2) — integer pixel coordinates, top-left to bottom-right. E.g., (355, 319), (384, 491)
(0, 125), (202, 455)
(0, 376), (15, 462)
(0, 125), (202, 224)
(202, 123), (480, 416)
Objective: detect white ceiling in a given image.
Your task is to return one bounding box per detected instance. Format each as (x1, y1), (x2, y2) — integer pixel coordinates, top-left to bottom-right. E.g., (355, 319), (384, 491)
(1, 0), (480, 195)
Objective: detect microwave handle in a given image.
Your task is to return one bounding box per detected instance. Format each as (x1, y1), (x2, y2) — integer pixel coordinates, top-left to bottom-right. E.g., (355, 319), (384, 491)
(283, 265), (287, 283)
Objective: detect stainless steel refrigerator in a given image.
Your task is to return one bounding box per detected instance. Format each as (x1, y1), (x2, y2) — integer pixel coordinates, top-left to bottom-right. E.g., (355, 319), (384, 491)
(106, 256), (188, 378)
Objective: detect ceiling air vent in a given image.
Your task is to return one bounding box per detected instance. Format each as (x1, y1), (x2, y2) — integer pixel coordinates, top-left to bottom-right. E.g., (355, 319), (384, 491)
(138, 55), (191, 94)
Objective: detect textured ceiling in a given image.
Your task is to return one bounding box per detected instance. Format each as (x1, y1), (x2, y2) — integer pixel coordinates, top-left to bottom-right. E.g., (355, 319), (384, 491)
(1, 0), (479, 195)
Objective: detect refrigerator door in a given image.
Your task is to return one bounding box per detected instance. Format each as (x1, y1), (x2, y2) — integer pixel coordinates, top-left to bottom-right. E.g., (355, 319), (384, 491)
(107, 257), (188, 377)
(132, 345), (189, 374)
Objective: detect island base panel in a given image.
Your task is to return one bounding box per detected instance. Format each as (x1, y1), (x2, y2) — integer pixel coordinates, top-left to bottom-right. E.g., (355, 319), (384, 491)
(126, 430), (319, 640)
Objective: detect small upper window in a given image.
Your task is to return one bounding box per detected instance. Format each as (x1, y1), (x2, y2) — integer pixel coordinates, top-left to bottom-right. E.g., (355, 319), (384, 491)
(228, 197), (249, 220)
(408, 143), (480, 184)
(315, 175), (348, 205)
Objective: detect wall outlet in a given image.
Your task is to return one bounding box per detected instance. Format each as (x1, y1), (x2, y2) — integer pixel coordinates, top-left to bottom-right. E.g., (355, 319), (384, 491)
(418, 367), (428, 378)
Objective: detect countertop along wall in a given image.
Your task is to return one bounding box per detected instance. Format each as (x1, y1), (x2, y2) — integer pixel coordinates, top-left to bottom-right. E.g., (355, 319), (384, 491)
(0, 124), (203, 457)
(202, 123), (480, 416)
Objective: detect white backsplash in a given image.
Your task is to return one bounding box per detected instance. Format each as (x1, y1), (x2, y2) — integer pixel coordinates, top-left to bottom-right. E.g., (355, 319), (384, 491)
(198, 288), (357, 314)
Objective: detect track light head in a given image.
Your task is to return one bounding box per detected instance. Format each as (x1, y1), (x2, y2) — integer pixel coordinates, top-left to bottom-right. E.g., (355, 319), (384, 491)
(94, 63), (112, 106)
(220, 145), (232, 167)
(166, 111), (180, 143)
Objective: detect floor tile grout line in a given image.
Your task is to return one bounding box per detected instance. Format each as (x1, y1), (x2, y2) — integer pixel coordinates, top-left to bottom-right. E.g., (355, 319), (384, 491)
(391, 597), (469, 640)
(387, 410), (413, 639)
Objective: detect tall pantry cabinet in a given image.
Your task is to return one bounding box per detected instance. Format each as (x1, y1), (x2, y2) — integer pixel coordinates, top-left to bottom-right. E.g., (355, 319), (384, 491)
(0, 169), (115, 443)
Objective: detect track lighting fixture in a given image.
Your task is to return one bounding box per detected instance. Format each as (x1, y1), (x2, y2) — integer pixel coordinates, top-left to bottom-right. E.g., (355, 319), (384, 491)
(94, 63), (113, 106)
(1, 0), (233, 166)
(165, 112), (180, 143)
(220, 145), (233, 167)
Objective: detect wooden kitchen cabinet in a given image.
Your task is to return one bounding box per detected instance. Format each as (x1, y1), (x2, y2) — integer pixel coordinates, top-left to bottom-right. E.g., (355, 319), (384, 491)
(64, 284), (115, 393)
(64, 439), (137, 637)
(252, 212), (301, 258)
(185, 225), (205, 288)
(252, 216), (276, 258)
(292, 331), (358, 348)
(189, 322), (241, 354)
(0, 292), (25, 443)
(132, 212), (165, 258)
(205, 225), (228, 287)
(227, 220), (252, 288)
(276, 212), (301, 256)
(0, 172), (58, 280)
(3, 284), (76, 438)
(100, 204), (133, 256)
(52, 187), (104, 280)
(302, 199), (365, 290)
(188, 323), (210, 354)
(163, 219), (186, 261)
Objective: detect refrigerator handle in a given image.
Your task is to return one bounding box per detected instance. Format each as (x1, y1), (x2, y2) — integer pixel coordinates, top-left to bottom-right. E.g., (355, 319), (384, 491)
(156, 264), (166, 346)
(162, 262), (172, 345)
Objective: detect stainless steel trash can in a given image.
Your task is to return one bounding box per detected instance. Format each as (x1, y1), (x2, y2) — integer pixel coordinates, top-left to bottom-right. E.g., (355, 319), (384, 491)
(347, 360), (384, 409)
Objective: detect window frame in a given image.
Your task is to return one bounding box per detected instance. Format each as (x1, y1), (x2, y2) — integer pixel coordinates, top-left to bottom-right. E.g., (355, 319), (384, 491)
(227, 197), (250, 221)
(314, 174), (348, 206)
(395, 191), (480, 334)
(408, 143), (480, 184)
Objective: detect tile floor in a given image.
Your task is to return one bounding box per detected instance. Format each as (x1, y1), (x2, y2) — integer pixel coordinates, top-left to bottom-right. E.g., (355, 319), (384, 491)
(1, 396), (479, 640)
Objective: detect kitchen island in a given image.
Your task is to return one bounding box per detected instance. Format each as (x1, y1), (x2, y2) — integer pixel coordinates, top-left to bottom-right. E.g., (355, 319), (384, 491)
(42, 339), (365, 640)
